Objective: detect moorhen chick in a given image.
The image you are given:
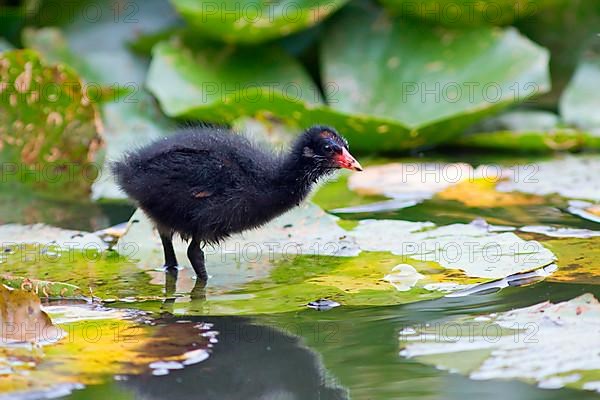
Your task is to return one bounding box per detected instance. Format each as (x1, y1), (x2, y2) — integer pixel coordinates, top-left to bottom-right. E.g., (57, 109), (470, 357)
(112, 125), (362, 280)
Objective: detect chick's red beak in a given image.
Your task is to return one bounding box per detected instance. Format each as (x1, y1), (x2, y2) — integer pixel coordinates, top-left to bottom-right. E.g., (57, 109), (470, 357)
(335, 147), (363, 171)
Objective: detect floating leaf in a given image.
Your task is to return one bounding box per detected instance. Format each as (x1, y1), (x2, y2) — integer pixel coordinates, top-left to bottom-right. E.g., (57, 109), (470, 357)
(0, 50), (103, 195)
(352, 219), (555, 278)
(451, 110), (600, 152)
(171, 0), (348, 43)
(320, 5), (550, 151)
(0, 223), (107, 250)
(497, 156), (600, 201)
(148, 5), (549, 153)
(348, 162), (474, 200)
(400, 294), (600, 393)
(437, 179), (546, 207)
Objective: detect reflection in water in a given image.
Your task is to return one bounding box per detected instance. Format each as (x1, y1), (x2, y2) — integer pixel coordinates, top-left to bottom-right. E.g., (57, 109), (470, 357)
(121, 316), (349, 400)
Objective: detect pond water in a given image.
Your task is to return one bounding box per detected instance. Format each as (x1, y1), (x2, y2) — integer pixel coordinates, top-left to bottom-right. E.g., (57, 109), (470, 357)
(1, 153), (599, 399)
(60, 281), (600, 400)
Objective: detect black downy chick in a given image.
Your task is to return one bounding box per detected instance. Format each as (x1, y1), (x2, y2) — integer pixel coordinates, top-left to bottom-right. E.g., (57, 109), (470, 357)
(112, 125), (362, 280)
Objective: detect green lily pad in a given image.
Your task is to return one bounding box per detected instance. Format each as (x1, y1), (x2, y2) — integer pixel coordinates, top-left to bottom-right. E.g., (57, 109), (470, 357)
(400, 294), (600, 393)
(148, 10), (549, 153)
(320, 5), (550, 151)
(451, 110), (600, 152)
(171, 0), (348, 43)
(380, 0), (548, 27)
(147, 36), (322, 118)
(0, 50), (103, 195)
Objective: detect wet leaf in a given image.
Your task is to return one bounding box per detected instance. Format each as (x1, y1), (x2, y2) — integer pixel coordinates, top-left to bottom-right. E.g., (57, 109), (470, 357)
(0, 223), (107, 250)
(0, 243), (161, 301)
(171, 0), (348, 43)
(346, 162), (543, 208)
(0, 50), (103, 195)
(400, 294), (600, 393)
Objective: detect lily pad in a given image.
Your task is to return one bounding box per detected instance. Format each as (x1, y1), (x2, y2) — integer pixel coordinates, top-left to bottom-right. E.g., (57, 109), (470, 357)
(148, 5), (549, 152)
(351, 219), (555, 279)
(320, 5), (550, 151)
(451, 110), (600, 153)
(380, 0), (547, 27)
(400, 294), (600, 393)
(147, 36), (322, 119)
(346, 162), (544, 209)
(171, 0), (348, 43)
(0, 50), (103, 195)
(496, 156), (600, 202)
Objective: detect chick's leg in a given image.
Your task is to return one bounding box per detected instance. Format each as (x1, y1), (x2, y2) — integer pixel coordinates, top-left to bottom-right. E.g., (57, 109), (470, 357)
(187, 238), (208, 281)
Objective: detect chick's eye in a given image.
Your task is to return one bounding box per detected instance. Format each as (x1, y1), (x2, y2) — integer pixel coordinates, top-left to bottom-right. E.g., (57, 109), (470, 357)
(323, 145), (333, 154)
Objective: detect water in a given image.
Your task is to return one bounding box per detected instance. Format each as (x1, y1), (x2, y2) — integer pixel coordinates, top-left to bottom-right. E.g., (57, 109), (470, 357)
(1, 153), (599, 399)
(60, 281), (600, 400)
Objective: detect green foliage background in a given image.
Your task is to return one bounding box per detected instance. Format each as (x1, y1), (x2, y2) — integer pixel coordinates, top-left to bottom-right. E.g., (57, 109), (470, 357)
(1, 0), (600, 196)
